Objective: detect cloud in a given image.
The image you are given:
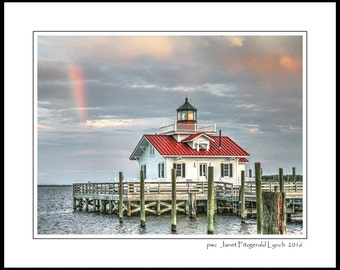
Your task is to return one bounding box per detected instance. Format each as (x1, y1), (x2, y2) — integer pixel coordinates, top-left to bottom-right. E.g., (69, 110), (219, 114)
(229, 37), (245, 47)
(129, 82), (236, 97)
(279, 55), (302, 71)
(121, 36), (174, 60)
(39, 36), (176, 64)
(83, 36), (176, 62)
(248, 55), (281, 73)
(82, 119), (133, 128)
(237, 103), (257, 109)
(245, 124), (263, 134)
(37, 124), (54, 131)
(240, 54), (302, 74)
(276, 124), (303, 133)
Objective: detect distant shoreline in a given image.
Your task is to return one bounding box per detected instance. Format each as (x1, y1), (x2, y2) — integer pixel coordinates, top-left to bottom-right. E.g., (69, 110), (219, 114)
(38, 184), (72, 187)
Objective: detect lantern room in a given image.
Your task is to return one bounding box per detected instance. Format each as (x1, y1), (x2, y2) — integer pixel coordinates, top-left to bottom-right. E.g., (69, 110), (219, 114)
(177, 98), (197, 123)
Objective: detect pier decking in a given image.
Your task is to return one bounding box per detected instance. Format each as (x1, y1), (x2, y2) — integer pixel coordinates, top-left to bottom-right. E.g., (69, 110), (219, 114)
(73, 180), (303, 218)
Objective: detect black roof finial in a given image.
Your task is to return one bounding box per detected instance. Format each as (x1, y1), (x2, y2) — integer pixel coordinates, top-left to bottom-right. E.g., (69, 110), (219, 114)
(177, 97), (197, 111)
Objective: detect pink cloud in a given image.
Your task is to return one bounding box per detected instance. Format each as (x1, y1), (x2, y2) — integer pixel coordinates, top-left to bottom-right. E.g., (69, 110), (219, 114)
(80, 36), (175, 62)
(229, 37), (245, 47)
(241, 54), (302, 74)
(279, 55), (302, 71)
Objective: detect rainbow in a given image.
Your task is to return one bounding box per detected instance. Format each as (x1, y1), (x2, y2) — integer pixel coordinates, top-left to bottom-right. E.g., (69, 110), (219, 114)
(69, 63), (87, 121)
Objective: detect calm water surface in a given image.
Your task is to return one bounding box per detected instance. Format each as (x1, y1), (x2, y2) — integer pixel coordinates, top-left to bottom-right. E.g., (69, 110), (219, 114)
(37, 186), (303, 236)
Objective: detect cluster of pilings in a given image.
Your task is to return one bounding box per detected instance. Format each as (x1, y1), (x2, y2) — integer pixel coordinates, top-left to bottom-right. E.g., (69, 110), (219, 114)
(73, 163), (302, 235)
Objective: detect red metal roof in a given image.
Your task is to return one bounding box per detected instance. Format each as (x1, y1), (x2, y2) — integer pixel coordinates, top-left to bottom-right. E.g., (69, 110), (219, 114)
(142, 134), (250, 157)
(239, 158), (249, 163)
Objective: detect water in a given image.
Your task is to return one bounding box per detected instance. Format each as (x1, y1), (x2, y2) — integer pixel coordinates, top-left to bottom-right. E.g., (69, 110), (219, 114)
(37, 186), (303, 236)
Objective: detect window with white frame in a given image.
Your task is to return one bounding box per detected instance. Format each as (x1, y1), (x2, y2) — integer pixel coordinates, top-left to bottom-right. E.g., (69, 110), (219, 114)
(195, 141), (209, 151)
(199, 163), (207, 177)
(221, 163), (233, 177)
(173, 163), (186, 178)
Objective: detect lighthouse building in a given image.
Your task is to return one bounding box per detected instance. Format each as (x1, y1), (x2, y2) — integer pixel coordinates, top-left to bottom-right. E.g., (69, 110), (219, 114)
(129, 98), (250, 186)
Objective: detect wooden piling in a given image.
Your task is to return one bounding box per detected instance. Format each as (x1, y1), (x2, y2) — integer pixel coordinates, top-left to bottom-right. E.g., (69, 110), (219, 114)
(91, 199), (95, 211)
(93, 199), (97, 211)
(262, 188), (286, 234)
(293, 167), (297, 192)
(207, 166), (214, 234)
(100, 200), (105, 213)
(140, 170), (145, 228)
(96, 199), (100, 211)
(85, 198), (89, 211)
(157, 201), (161, 215)
(282, 192), (287, 234)
(127, 201), (131, 217)
(78, 198), (83, 210)
(171, 168), (177, 232)
(249, 169), (252, 178)
(279, 168), (284, 193)
(188, 193), (196, 219)
(119, 172), (124, 224)
(279, 168), (287, 233)
(73, 198), (77, 210)
(108, 200), (113, 214)
(255, 162), (263, 234)
(240, 170), (246, 220)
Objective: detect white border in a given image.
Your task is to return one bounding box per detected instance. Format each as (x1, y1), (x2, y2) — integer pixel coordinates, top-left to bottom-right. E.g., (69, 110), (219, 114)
(5, 3), (335, 268)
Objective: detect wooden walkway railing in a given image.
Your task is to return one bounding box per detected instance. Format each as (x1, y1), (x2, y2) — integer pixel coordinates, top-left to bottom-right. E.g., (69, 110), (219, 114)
(72, 180), (303, 217)
(73, 180), (302, 200)
(73, 181), (234, 198)
(243, 181), (303, 200)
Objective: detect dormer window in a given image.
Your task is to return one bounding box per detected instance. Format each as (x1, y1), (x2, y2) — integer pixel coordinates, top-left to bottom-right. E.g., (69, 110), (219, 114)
(196, 141), (209, 151)
(182, 132), (214, 151)
(199, 143), (208, 150)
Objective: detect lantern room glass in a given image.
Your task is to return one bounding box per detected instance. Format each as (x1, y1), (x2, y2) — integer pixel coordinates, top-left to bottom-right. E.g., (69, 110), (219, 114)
(177, 110), (196, 121)
(188, 111), (194, 121)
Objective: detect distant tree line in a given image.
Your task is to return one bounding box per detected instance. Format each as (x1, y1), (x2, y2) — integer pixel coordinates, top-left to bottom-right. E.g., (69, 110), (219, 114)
(262, 175), (303, 182)
(38, 184), (72, 187)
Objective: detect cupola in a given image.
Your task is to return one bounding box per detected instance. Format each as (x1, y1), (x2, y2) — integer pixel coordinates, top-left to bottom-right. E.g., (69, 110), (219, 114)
(177, 98), (197, 123)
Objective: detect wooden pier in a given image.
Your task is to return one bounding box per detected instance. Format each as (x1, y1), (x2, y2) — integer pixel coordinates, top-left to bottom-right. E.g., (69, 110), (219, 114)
(73, 179), (303, 218)
(73, 181), (233, 215)
(240, 180), (303, 217)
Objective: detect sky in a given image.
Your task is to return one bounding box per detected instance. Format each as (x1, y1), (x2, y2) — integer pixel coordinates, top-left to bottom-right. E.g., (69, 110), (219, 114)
(37, 34), (304, 184)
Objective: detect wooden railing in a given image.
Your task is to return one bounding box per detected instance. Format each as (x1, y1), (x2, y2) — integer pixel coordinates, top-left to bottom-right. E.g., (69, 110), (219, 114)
(243, 181), (303, 197)
(73, 181), (234, 197)
(73, 180), (302, 200)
